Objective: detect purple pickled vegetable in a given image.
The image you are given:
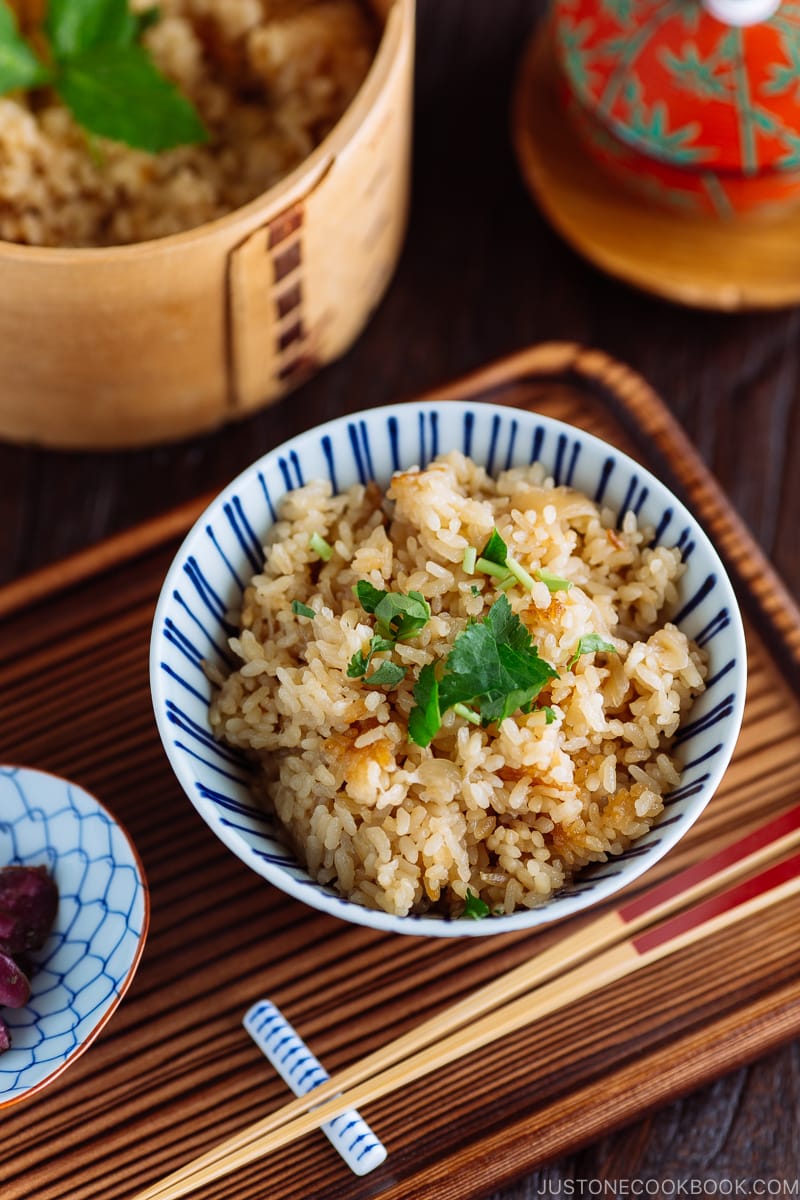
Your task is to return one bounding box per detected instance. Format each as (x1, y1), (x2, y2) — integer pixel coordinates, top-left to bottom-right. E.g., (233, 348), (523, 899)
(0, 865), (59, 953)
(0, 948), (31, 1009)
(0, 865), (59, 1054)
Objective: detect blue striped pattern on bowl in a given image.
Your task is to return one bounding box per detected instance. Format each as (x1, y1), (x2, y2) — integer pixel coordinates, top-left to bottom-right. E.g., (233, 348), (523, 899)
(0, 766), (148, 1106)
(150, 402), (747, 938)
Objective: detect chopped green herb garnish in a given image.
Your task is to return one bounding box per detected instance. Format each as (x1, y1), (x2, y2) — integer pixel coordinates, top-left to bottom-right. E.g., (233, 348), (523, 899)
(543, 706), (556, 724)
(375, 591), (430, 641)
(505, 554), (536, 592)
(347, 634), (395, 679)
(535, 568), (573, 593)
(462, 545), (477, 575)
(462, 889), (491, 920)
(569, 634), (617, 668)
(477, 530), (536, 592)
(480, 528), (508, 567)
(475, 557), (511, 580)
(0, 0), (207, 151)
(363, 660), (406, 688)
(0, 3), (50, 92)
(354, 580), (385, 613)
(309, 532), (333, 561)
(408, 595), (558, 747)
(291, 601), (315, 619)
(349, 583), (430, 692)
(452, 702), (481, 726)
(470, 584), (481, 596)
(408, 662), (441, 748)
(354, 582), (430, 641)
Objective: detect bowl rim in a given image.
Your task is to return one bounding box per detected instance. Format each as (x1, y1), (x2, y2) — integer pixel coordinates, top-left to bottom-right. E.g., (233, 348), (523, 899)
(150, 399), (748, 938)
(0, 0), (412, 263)
(0, 763), (150, 1108)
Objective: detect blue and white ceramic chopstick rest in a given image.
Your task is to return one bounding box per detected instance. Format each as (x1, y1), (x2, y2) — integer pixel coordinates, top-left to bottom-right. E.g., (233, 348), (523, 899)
(243, 1000), (387, 1176)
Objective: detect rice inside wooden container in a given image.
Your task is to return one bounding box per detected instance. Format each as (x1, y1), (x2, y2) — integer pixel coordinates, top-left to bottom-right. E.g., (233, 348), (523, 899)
(0, 0), (414, 449)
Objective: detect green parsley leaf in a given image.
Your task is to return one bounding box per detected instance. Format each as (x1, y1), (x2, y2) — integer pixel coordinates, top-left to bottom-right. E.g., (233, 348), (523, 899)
(535, 568), (573, 593)
(291, 600), (315, 619)
(543, 705), (556, 724)
(462, 889), (491, 920)
(373, 590), (430, 641)
(134, 5), (161, 37)
(364, 660), (406, 688)
(408, 596), (559, 744)
(407, 662), (441, 748)
(45, 0), (137, 58)
(470, 584), (481, 596)
(355, 582), (431, 641)
(347, 649), (369, 678)
(354, 580), (385, 614)
(569, 634), (617, 668)
(439, 596), (558, 724)
(0, 2), (50, 93)
(56, 44), (208, 153)
(480, 529), (508, 566)
(347, 634), (395, 679)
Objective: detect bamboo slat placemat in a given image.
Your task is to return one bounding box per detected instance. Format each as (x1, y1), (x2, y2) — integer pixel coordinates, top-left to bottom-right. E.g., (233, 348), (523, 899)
(3, 343), (800, 1200)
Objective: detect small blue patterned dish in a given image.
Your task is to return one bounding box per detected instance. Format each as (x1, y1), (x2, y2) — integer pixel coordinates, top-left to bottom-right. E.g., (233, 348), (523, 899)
(0, 766), (148, 1108)
(150, 402), (747, 938)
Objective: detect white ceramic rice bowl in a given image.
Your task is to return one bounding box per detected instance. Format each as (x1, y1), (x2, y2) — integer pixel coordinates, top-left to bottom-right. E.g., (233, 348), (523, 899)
(150, 401), (746, 937)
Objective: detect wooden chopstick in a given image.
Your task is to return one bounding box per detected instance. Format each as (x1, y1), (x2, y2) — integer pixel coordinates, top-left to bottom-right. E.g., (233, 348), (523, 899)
(134, 804), (800, 1200)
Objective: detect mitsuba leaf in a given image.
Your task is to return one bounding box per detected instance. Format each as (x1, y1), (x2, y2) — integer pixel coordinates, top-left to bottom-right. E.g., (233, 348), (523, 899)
(291, 601), (315, 619)
(134, 6), (161, 37)
(438, 596), (557, 724)
(462, 889), (490, 920)
(347, 635), (395, 679)
(355, 580), (385, 614)
(407, 596), (559, 745)
(0, 2), (50, 94)
(56, 45), (208, 152)
(373, 590), (430, 640)
(480, 528), (508, 567)
(364, 660), (406, 688)
(45, 0), (136, 58)
(569, 633), (617, 668)
(408, 663), (441, 748)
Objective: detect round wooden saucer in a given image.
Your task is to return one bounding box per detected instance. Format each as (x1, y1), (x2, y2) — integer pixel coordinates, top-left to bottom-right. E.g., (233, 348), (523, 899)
(512, 23), (800, 312)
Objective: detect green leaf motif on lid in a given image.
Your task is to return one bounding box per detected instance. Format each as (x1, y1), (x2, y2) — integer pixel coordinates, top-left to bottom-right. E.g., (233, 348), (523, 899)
(557, 15), (603, 96)
(659, 42), (735, 103)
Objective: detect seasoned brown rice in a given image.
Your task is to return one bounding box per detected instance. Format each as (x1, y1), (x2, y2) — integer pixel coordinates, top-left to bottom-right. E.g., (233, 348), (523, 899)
(0, 0), (377, 247)
(209, 452), (707, 918)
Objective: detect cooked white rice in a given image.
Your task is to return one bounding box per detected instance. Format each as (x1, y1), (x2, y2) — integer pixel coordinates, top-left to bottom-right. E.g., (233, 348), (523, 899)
(209, 452), (707, 918)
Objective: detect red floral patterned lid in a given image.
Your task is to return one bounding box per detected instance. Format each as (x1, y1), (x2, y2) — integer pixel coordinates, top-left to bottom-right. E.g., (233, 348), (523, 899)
(552, 0), (800, 175)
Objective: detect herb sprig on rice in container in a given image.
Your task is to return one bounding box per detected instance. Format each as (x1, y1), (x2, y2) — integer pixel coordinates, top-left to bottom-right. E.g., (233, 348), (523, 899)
(0, 0), (379, 246)
(208, 451), (709, 920)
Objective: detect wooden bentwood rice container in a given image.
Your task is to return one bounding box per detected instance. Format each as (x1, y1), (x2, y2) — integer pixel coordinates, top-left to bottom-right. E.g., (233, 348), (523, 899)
(0, 0), (414, 449)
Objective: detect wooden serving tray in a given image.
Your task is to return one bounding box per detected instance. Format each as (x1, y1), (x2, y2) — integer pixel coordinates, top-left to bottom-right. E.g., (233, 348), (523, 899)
(3, 343), (800, 1200)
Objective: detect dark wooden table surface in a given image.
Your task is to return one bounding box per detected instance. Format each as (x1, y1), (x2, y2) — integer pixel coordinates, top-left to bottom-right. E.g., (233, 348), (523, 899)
(2, 0), (798, 1193)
